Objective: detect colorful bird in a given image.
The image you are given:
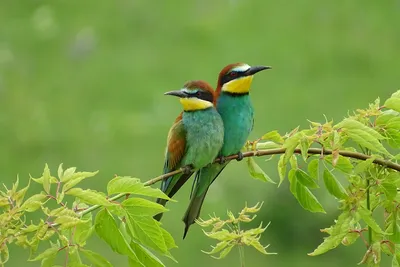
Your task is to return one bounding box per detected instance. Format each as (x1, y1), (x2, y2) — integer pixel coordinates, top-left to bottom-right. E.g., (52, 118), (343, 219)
(183, 63), (271, 237)
(154, 80), (224, 221)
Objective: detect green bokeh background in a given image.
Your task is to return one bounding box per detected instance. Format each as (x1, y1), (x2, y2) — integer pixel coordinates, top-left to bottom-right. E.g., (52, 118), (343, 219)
(1, 0), (399, 266)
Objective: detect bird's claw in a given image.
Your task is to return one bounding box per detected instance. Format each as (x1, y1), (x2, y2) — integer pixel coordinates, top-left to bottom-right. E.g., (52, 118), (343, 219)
(218, 155), (226, 165)
(236, 152), (244, 161)
(181, 166), (192, 175)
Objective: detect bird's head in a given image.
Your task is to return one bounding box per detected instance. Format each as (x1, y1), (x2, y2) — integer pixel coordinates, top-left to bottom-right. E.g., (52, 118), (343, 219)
(164, 80), (216, 111)
(217, 63), (271, 95)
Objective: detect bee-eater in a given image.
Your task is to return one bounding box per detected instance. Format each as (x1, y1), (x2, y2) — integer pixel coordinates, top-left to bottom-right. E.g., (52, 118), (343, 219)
(154, 80), (224, 221)
(183, 63), (271, 237)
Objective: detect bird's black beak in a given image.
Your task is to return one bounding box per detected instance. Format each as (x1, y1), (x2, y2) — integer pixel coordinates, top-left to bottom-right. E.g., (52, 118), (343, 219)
(164, 90), (188, 98)
(245, 65), (272, 76)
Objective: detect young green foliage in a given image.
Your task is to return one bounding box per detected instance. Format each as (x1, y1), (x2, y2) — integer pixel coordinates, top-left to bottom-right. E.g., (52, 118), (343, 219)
(197, 202), (276, 264)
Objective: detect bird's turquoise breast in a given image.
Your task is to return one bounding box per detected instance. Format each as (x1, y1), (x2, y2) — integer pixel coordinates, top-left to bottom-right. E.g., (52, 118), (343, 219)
(182, 108), (224, 169)
(217, 93), (254, 156)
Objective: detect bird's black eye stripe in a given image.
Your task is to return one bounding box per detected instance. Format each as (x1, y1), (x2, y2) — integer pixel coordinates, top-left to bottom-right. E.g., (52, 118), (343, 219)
(188, 90), (213, 103)
(220, 70), (247, 85)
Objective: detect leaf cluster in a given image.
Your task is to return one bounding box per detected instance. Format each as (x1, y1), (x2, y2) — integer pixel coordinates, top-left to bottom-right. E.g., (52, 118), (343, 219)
(0, 165), (177, 267)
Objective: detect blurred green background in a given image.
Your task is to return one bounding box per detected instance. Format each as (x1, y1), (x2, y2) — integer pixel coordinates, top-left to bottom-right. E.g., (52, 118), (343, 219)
(1, 0), (399, 266)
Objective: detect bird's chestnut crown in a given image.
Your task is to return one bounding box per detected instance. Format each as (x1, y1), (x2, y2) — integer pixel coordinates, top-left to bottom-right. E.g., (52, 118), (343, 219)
(218, 63), (271, 94)
(164, 80), (215, 111)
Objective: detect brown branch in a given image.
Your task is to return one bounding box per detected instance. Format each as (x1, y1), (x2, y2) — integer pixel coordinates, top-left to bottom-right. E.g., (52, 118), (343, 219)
(145, 148), (400, 186)
(49, 147), (399, 228)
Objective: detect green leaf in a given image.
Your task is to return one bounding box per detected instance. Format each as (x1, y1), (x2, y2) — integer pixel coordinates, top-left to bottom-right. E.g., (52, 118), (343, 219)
(282, 132), (302, 164)
(278, 155), (286, 187)
(68, 246), (83, 265)
(289, 171), (325, 213)
(41, 253), (56, 267)
(261, 130), (284, 143)
(323, 170), (347, 199)
(124, 211), (167, 254)
(107, 177), (173, 201)
(386, 128), (400, 149)
(354, 157), (376, 174)
(14, 179), (30, 206)
(21, 193), (47, 212)
(295, 169), (319, 189)
(308, 159), (319, 180)
(74, 212), (94, 246)
(308, 212), (353, 256)
(66, 188), (113, 206)
(358, 206), (385, 234)
(300, 137), (310, 162)
(80, 249), (113, 267)
(95, 209), (143, 266)
(54, 216), (86, 230)
(160, 227), (178, 250)
(255, 141), (281, 149)
(29, 247), (59, 261)
(122, 198), (168, 217)
(385, 96), (400, 112)
(42, 164), (51, 194)
(336, 118), (385, 139)
(324, 155), (353, 174)
(62, 171), (99, 191)
(129, 242), (165, 267)
(247, 158), (276, 184)
(380, 182), (397, 201)
(0, 244), (9, 265)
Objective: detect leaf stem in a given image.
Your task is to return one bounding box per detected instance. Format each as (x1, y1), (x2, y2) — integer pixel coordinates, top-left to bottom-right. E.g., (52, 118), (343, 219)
(238, 245), (245, 267)
(366, 178), (372, 246)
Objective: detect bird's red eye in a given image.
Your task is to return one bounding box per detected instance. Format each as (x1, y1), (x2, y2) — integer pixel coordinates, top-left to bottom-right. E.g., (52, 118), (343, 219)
(230, 71), (237, 77)
(196, 91), (201, 97)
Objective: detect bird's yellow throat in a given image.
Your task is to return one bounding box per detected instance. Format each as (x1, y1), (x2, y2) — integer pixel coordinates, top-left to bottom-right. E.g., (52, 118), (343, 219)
(222, 76), (254, 94)
(180, 98), (213, 111)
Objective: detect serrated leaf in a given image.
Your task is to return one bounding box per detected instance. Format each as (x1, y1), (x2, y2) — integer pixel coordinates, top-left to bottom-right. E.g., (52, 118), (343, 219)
(14, 179), (30, 206)
(255, 141), (281, 149)
(95, 209), (143, 265)
(21, 193), (47, 212)
(380, 182), (397, 201)
(130, 242), (166, 267)
(323, 170), (347, 199)
(29, 247), (59, 261)
(261, 130), (284, 143)
(354, 157), (376, 174)
(308, 212), (353, 256)
(282, 132), (302, 164)
(247, 157), (276, 184)
(308, 159), (319, 180)
(202, 241), (229, 255)
(74, 213), (93, 246)
(122, 198), (167, 217)
(42, 164), (51, 194)
(348, 128), (389, 155)
(61, 167), (77, 182)
(358, 206), (385, 234)
(278, 154), (286, 187)
(288, 170), (325, 213)
(324, 155), (353, 174)
(160, 227), (178, 250)
(62, 171), (99, 191)
(300, 137), (310, 162)
(66, 188), (113, 206)
(54, 216), (85, 230)
(80, 249), (113, 267)
(0, 244), (9, 265)
(124, 211), (167, 254)
(336, 119), (385, 139)
(202, 229), (239, 241)
(31, 175), (58, 185)
(295, 169), (319, 189)
(386, 128), (400, 149)
(385, 97), (400, 112)
(295, 183), (325, 213)
(249, 239), (274, 255)
(212, 244), (234, 259)
(107, 177), (173, 201)
(41, 252), (56, 267)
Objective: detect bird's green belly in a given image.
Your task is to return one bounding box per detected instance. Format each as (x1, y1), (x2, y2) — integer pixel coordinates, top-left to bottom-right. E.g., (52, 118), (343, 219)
(217, 93), (254, 156)
(182, 109), (224, 169)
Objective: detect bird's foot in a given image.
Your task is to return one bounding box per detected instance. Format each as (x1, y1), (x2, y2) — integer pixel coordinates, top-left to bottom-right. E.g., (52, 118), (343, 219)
(236, 151), (244, 161)
(180, 165), (192, 175)
(217, 155), (226, 164)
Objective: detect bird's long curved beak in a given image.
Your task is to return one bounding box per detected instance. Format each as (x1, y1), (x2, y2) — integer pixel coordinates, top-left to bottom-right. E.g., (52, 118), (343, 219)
(246, 65), (272, 76)
(164, 90), (188, 98)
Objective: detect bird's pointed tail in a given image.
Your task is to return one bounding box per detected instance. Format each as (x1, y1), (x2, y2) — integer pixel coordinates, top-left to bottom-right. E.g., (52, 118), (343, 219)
(182, 190), (208, 239)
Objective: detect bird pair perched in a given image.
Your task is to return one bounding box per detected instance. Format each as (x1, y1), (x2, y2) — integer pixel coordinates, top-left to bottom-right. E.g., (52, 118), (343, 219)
(154, 63), (271, 238)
